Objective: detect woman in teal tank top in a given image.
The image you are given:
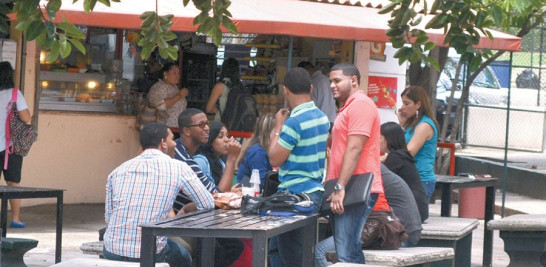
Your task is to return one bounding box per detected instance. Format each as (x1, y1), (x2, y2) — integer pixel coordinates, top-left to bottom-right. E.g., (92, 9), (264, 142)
(397, 86), (439, 202)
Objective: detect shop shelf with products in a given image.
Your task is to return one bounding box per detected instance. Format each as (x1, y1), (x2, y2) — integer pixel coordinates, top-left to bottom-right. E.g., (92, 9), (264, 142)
(39, 71), (117, 113)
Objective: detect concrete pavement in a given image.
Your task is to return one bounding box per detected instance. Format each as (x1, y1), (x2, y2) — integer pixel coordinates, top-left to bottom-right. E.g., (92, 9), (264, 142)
(5, 190), (544, 267)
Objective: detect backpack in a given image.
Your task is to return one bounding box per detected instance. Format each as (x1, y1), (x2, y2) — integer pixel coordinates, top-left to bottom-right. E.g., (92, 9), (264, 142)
(221, 81), (258, 132)
(240, 191), (315, 217)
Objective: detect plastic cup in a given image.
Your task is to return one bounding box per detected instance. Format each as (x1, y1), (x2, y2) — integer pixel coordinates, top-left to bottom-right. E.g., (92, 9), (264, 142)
(242, 187), (255, 197)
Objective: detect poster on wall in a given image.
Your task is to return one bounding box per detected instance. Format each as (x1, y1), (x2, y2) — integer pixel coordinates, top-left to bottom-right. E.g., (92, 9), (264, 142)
(368, 76), (397, 109)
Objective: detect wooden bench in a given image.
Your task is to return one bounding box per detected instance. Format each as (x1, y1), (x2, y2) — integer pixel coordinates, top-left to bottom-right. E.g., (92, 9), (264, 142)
(50, 258), (169, 266)
(487, 214), (546, 267)
(1, 237), (38, 267)
(326, 247), (454, 266)
(80, 241), (104, 257)
(418, 216), (479, 267)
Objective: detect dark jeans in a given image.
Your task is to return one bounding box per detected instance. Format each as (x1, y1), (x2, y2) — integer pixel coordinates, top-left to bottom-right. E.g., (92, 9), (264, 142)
(103, 238), (192, 266)
(214, 238), (245, 267)
(268, 190), (323, 267)
(193, 238), (244, 267)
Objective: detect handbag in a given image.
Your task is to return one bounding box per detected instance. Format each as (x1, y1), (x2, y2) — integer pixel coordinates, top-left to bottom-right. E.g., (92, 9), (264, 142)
(360, 209), (408, 250)
(4, 88), (37, 169)
(241, 191), (315, 217)
(135, 99), (168, 130)
(320, 172), (374, 215)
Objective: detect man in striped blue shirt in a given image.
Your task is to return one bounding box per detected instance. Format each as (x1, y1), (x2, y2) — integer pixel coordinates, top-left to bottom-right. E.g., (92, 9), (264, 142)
(173, 108), (244, 266)
(269, 67), (330, 266)
(103, 123), (214, 266)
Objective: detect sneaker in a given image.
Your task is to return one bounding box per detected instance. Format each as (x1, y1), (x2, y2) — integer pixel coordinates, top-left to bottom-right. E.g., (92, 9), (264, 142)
(10, 221), (26, 228)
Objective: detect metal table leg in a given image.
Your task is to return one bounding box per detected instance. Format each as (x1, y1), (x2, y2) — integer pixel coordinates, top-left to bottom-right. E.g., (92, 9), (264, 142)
(140, 229), (156, 267)
(301, 219), (317, 267)
(482, 185), (495, 267)
(1, 196), (6, 237)
(55, 193), (63, 263)
(440, 184), (453, 217)
(200, 237), (215, 267)
(252, 233), (267, 267)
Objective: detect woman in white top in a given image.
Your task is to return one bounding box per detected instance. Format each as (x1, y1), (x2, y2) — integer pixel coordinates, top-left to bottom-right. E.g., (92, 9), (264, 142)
(0, 62), (31, 228)
(147, 62), (189, 129)
(205, 58), (242, 122)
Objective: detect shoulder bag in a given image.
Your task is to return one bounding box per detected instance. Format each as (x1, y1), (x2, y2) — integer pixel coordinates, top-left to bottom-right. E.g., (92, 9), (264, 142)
(360, 209), (408, 250)
(320, 172), (374, 215)
(4, 88), (37, 169)
(135, 99), (168, 130)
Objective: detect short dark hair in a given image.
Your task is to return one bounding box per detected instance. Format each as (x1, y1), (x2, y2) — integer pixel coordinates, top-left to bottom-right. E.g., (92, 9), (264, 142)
(380, 122), (408, 151)
(283, 67), (311, 94)
(297, 61), (314, 71)
(331, 62), (361, 85)
(178, 108), (204, 131)
(0, 62), (15, 90)
(140, 123), (169, 150)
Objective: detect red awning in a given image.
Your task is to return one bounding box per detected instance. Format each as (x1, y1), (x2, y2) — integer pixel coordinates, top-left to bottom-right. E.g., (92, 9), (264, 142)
(31, 0), (520, 51)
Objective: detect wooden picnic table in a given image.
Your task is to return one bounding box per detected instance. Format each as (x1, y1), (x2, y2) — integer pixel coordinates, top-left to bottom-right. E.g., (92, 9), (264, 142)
(139, 209), (317, 267)
(435, 175), (497, 267)
(0, 185), (64, 263)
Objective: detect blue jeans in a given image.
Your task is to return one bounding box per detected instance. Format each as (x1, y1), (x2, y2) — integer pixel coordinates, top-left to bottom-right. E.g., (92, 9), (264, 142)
(268, 190), (323, 267)
(103, 238), (192, 266)
(332, 193), (378, 264)
(422, 181), (436, 203)
(315, 236), (335, 266)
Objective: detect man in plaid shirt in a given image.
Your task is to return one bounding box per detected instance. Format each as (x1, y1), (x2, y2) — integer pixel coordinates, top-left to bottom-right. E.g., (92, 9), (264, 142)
(103, 123), (214, 265)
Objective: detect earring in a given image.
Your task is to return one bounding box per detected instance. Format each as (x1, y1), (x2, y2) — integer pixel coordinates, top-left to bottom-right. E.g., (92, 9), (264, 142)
(415, 110), (419, 118)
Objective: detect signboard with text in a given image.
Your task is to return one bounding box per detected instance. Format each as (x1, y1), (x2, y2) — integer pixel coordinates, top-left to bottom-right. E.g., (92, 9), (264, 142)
(368, 76), (397, 109)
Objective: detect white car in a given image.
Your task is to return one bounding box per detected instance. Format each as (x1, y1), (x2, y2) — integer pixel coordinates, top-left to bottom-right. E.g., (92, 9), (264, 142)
(436, 57), (508, 106)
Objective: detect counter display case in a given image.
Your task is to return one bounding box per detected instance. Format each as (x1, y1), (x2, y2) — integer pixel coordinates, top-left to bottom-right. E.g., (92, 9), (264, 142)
(39, 71), (117, 113)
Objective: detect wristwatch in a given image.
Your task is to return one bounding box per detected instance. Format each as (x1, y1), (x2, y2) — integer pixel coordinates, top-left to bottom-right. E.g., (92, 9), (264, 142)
(334, 183), (345, 191)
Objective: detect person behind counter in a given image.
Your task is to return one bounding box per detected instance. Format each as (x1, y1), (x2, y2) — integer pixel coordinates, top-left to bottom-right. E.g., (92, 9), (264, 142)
(0, 61), (32, 228)
(194, 121), (241, 191)
(205, 58), (242, 121)
(396, 86), (439, 202)
(237, 114), (276, 190)
(147, 62), (189, 131)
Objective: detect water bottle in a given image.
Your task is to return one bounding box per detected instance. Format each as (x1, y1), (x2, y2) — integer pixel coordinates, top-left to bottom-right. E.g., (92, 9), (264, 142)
(250, 169), (261, 197)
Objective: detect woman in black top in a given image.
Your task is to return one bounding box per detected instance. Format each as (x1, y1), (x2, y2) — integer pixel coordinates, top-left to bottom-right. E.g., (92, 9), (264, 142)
(380, 122), (429, 222)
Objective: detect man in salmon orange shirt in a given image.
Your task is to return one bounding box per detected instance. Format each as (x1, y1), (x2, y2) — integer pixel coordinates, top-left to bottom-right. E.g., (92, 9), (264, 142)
(326, 62), (390, 264)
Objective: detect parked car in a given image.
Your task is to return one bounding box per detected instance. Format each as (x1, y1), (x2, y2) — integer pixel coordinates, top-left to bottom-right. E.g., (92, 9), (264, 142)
(435, 57), (507, 137)
(436, 57), (508, 106)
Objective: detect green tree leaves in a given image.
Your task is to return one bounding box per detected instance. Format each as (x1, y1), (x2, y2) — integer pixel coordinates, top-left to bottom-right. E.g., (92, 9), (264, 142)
(3, 0), (238, 61)
(138, 12), (179, 60)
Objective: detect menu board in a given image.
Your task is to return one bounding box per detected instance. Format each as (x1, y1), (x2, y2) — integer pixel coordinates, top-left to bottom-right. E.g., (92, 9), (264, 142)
(367, 76), (397, 109)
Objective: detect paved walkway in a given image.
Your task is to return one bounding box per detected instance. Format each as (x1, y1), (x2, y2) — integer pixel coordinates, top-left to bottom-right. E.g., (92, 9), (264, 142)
(6, 190), (544, 267)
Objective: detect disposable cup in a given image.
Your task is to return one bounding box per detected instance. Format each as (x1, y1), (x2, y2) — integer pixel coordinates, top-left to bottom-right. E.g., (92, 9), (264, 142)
(242, 187), (255, 197)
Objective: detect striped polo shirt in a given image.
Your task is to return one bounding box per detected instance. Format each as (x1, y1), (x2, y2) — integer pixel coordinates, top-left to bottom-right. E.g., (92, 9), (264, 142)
(277, 101), (330, 193)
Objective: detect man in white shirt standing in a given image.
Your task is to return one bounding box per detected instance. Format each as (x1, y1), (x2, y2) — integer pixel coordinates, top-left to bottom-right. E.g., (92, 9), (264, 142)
(298, 61), (337, 124)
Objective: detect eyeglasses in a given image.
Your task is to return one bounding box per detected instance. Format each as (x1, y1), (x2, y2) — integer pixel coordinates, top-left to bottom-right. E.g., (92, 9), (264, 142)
(187, 121), (209, 129)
